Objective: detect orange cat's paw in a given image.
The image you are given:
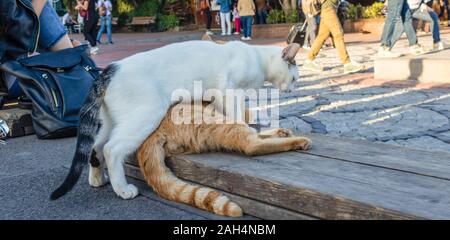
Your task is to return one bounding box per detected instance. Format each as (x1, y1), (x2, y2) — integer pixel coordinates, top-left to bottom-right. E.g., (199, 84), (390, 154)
(276, 128), (293, 138)
(294, 137), (312, 150)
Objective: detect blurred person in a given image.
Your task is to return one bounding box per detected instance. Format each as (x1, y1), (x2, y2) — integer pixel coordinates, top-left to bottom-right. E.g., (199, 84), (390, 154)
(238, 0), (256, 40)
(96, 0), (114, 44)
(303, 0), (364, 74)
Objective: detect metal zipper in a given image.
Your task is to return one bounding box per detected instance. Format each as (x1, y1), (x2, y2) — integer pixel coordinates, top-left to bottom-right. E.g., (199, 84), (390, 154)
(17, 0), (40, 53)
(41, 73), (58, 111)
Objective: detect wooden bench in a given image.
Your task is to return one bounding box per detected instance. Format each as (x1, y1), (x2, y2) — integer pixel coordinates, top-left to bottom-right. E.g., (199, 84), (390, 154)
(0, 106), (34, 137)
(125, 133), (450, 219)
(126, 16), (156, 32)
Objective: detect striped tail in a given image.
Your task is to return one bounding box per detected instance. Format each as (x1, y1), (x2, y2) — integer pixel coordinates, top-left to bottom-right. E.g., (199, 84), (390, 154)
(137, 136), (243, 217)
(50, 64), (118, 200)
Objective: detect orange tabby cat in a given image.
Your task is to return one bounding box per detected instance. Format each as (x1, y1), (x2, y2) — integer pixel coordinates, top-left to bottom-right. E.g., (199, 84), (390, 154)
(134, 102), (312, 217)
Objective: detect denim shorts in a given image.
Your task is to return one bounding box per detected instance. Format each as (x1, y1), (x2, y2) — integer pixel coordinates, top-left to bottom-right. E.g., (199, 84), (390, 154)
(25, 0), (67, 50)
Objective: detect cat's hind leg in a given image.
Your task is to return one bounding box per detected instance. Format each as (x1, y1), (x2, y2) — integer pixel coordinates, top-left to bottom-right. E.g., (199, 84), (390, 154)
(89, 106), (111, 188)
(103, 104), (170, 200)
(213, 125), (311, 155)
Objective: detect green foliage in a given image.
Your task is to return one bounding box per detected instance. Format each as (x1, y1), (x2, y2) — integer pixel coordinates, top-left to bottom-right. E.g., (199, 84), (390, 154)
(267, 10), (298, 24)
(347, 3), (363, 20)
(156, 14), (180, 31)
(267, 10), (286, 24)
(133, 0), (160, 17)
(348, 2), (385, 20)
(362, 2), (385, 19)
(117, 0), (135, 15)
(285, 10), (298, 24)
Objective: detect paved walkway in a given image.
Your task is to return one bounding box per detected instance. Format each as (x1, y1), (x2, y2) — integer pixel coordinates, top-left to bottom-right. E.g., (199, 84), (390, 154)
(283, 32), (450, 153)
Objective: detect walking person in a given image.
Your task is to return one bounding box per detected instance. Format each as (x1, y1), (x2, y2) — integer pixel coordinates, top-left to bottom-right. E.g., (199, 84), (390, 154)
(218, 0), (232, 35)
(392, 0), (449, 51)
(378, 0), (427, 57)
(255, 0), (267, 24)
(301, 0), (320, 49)
(200, 0), (213, 35)
(303, 0), (364, 74)
(75, 0), (99, 54)
(238, 0), (256, 40)
(96, 0), (113, 44)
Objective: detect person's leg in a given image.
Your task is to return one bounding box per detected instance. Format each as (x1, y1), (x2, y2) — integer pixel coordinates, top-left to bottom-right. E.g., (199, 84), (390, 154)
(36, 1), (73, 51)
(324, 9), (350, 64)
(96, 16), (106, 43)
(235, 18), (241, 33)
(427, 10), (441, 43)
(84, 19), (97, 47)
(241, 16), (248, 37)
(247, 16), (253, 37)
(106, 15), (113, 43)
(306, 16), (317, 47)
(389, 16), (405, 48)
(205, 9), (212, 31)
(307, 13), (331, 61)
(380, 0), (403, 47)
(262, 10), (267, 24)
(220, 12), (226, 34)
(400, 1), (418, 46)
(226, 12), (232, 34)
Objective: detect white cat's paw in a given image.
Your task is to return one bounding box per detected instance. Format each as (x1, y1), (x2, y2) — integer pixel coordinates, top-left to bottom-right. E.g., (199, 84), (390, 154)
(116, 184), (139, 200)
(89, 172), (109, 187)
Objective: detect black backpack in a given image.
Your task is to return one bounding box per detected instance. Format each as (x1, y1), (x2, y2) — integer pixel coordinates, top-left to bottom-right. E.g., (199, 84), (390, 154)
(0, 45), (99, 139)
(287, 21), (308, 45)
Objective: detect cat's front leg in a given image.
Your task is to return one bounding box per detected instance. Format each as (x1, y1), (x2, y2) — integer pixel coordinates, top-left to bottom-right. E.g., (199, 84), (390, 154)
(258, 128), (294, 139)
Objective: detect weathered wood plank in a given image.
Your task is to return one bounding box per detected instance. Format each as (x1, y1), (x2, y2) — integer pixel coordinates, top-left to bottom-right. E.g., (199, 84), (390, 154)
(124, 163), (316, 220)
(302, 134), (450, 180)
(0, 107), (34, 137)
(125, 135), (450, 219)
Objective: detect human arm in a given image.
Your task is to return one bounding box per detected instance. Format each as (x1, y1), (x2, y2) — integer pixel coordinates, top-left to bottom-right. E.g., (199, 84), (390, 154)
(76, 0), (88, 11)
(31, 0), (47, 16)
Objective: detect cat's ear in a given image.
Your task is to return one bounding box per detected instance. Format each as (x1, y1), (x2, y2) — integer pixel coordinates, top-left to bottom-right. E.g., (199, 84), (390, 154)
(281, 43), (301, 63)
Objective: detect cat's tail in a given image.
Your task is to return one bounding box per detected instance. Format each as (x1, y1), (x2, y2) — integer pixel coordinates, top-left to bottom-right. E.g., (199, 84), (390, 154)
(50, 64), (118, 200)
(137, 136), (243, 217)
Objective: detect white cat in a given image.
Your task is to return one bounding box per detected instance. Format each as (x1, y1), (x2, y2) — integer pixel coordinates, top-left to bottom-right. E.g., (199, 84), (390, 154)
(50, 40), (300, 200)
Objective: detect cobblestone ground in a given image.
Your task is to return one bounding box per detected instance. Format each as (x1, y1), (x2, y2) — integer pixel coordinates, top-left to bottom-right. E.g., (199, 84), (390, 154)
(273, 32), (450, 153)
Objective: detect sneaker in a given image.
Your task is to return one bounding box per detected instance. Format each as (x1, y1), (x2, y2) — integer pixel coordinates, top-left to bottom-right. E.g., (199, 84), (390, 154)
(109, 41), (114, 44)
(234, 32), (239, 35)
(206, 30), (214, 35)
(343, 61), (364, 74)
(241, 36), (250, 41)
(90, 46), (99, 55)
(302, 45), (311, 50)
(410, 44), (428, 55)
(433, 41), (449, 51)
(227, 32), (232, 36)
(303, 59), (323, 72)
(377, 46), (401, 58)
(246, 37), (252, 41)
(221, 33), (226, 36)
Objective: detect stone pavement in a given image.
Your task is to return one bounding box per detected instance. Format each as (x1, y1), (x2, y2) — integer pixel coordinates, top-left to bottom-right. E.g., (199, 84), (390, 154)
(281, 31), (450, 153)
